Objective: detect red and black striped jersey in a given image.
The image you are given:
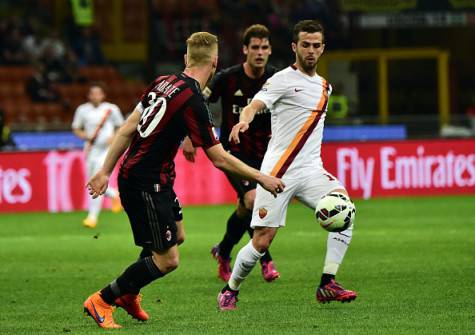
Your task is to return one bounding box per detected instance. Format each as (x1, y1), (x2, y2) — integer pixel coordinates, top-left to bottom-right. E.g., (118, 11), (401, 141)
(203, 64), (277, 169)
(120, 72), (219, 190)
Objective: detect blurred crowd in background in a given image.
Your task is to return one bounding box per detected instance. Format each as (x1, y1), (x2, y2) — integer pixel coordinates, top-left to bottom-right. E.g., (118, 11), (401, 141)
(0, 0), (475, 148)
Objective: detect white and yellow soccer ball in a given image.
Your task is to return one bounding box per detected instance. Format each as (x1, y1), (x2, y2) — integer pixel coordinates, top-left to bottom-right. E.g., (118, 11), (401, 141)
(315, 192), (355, 232)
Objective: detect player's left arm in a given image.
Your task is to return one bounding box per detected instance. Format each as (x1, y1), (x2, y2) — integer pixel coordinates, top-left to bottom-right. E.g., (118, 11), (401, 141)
(87, 109), (140, 198)
(182, 136), (197, 162)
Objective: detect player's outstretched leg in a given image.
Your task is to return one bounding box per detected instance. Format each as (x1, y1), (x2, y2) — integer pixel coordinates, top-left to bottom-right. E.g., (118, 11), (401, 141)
(217, 237), (266, 310)
(317, 225), (356, 303)
(83, 291), (122, 329)
(83, 253), (172, 328)
(246, 219), (280, 282)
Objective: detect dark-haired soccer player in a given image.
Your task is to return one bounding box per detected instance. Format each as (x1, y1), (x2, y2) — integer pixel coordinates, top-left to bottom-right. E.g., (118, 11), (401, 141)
(82, 32), (285, 329)
(184, 24), (280, 282)
(217, 20), (357, 311)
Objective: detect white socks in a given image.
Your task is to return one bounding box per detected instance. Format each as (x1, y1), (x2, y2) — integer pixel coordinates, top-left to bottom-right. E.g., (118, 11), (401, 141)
(88, 196), (102, 221)
(228, 240), (265, 290)
(323, 224), (353, 275)
(87, 187), (117, 221)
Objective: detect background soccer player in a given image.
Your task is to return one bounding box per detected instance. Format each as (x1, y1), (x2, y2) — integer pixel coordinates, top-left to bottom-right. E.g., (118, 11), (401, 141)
(183, 24), (280, 282)
(217, 20), (357, 311)
(82, 32), (285, 329)
(72, 83), (123, 228)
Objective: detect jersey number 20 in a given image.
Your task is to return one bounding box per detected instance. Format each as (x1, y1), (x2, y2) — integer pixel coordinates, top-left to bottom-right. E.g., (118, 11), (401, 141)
(137, 92), (167, 138)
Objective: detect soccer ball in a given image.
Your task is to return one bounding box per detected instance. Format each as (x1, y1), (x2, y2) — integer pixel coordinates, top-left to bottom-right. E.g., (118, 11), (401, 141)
(315, 192), (355, 232)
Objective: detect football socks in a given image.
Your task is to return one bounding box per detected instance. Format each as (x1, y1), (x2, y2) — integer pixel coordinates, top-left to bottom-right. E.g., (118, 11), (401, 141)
(100, 256), (164, 304)
(323, 225), (353, 275)
(228, 240), (264, 290)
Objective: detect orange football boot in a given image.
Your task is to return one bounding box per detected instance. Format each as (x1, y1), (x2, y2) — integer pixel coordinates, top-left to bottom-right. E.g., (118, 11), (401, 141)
(83, 292), (122, 329)
(115, 294), (149, 321)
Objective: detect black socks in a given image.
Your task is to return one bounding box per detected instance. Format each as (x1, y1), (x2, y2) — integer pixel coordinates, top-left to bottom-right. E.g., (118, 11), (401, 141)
(320, 273), (335, 287)
(100, 256), (165, 304)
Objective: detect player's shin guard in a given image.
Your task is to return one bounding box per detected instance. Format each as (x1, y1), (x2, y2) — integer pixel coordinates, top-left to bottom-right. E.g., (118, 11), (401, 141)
(228, 240), (264, 290)
(323, 224), (353, 276)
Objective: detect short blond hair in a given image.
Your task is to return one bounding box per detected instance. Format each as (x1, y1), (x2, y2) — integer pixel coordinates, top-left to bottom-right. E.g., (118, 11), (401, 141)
(186, 32), (218, 67)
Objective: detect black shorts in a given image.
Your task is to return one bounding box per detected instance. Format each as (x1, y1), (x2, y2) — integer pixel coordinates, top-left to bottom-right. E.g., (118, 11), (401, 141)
(119, 178), (183, 251)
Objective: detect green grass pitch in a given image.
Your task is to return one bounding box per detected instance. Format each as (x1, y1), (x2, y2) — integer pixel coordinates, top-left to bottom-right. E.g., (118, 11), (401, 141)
(1, 196), (474, 334)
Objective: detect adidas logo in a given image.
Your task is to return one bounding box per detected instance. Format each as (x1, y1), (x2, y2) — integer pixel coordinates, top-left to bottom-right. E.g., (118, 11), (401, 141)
(234, 89), (243, 97)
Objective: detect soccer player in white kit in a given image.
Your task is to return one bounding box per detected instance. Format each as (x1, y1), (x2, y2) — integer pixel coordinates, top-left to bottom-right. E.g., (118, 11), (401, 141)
(72, 83), (124, 228)
(218, 20), (357, 310)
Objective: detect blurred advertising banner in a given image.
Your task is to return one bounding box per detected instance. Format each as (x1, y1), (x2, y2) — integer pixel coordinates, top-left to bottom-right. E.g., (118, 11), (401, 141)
(0, 149), (236, 213)
(323, 139), (475, 199)
(0, 139), (474, 212)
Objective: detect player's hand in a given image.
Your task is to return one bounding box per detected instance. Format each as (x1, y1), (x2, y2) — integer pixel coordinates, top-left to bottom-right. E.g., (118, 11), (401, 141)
(182, 136), (197, 162)
(256, 173), (285, 197)
(87, 170), (109, 199)
(229, 121), (249, 144)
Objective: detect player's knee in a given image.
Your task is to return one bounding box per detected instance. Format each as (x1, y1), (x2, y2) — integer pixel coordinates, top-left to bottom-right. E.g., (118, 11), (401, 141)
(151, 251), (180, 273)
(252, 229), (274, 252)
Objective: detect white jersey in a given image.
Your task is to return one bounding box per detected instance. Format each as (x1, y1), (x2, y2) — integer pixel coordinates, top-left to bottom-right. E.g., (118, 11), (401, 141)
(72, 102), (123, 153)
(253, 65), (331, 179)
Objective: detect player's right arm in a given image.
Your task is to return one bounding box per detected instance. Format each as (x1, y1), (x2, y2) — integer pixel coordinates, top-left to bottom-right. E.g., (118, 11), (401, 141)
(87, 109), (140, 198)
(229, 99), (266, 144)
(204, 143), (285, 197)
(229, 71), (287, 144)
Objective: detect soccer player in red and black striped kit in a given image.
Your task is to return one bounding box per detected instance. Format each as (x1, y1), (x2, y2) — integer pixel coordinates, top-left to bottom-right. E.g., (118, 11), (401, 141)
(82, 32), (285, 329)
(186, 25), (280, 282)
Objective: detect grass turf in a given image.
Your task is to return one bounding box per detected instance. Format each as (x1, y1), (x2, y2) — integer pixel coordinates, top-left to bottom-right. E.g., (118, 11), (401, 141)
(0, 196), (474, 334)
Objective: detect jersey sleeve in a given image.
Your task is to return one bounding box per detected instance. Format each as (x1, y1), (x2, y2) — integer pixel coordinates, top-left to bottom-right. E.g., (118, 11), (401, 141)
(252, 72), (287, 109)
(183, 96), (220, 149)
(202, 70), (224, 103)
(71, 106), (84, 129)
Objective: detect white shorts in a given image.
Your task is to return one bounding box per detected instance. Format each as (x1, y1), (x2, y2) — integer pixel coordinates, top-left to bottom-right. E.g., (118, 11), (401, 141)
(251, 168), (344, 228)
